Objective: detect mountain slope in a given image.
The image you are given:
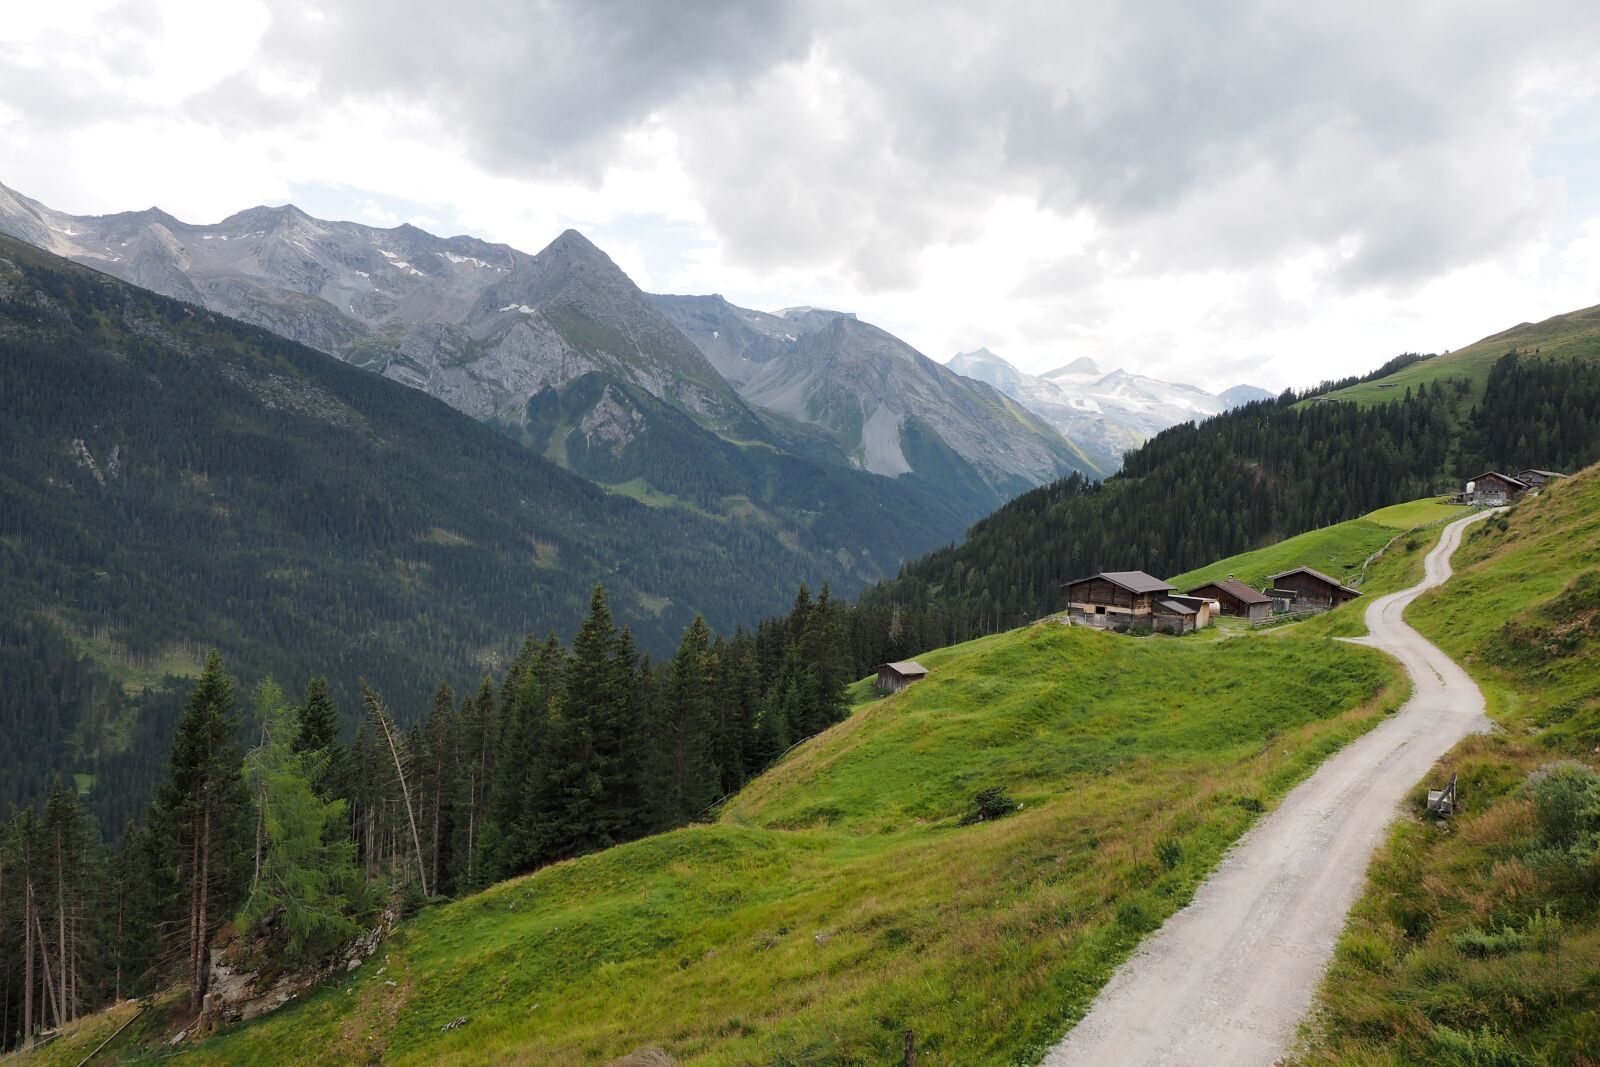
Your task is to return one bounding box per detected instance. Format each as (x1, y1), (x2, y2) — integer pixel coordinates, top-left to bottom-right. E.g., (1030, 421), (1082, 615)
(136, 607), (1398, 1065)
(0, 233), (899, 828)
(1304, 463), (1600, 1065)
(0, 183), (998, 576)
(947, 347), (1271, 471)
(1323, 301), (1600, 405)
(656, 295), (1101, 502)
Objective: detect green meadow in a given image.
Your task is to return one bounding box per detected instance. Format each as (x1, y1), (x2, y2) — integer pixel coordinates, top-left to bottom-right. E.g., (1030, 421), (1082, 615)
(1298, 464), (1600, 1065)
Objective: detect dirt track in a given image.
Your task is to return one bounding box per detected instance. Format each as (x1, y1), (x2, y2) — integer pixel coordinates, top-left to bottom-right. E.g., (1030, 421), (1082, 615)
(1041, 510), (1495, 1067)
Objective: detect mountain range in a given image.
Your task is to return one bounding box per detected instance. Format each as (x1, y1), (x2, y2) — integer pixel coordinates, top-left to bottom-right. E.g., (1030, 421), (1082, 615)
(0, 182), (1098, 527)
(946, 347), (1272, 470)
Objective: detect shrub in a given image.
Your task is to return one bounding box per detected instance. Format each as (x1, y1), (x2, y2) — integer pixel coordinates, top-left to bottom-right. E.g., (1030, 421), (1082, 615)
(1430, 1023), (1528, 1067)
(1451, 923), (1526, 958)
(1156, 838), (1183, 870)
(1525, 761), (1600, 852)
(961, 787), (1022, 825)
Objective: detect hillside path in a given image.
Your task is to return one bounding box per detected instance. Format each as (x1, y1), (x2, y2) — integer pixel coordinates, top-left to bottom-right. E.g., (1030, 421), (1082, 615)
(1041, 509), (1496, 1067)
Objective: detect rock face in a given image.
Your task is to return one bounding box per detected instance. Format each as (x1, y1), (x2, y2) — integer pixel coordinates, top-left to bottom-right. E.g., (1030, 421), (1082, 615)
(0, 184), (745, 434)
(946, 347), (1271, 472)
(655, 297), (1098, 494)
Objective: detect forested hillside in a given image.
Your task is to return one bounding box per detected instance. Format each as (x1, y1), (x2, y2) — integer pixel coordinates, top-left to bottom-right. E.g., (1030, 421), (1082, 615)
(0, 235), (894, 830)
(840, 352), (1600, 664)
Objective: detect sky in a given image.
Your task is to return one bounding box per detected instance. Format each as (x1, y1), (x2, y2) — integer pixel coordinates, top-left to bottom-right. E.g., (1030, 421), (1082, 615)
(4, 1), (1600, 392)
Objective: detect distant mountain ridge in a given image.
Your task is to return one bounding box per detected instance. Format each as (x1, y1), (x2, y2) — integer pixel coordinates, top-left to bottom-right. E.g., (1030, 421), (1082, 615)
(0, 181), (1095, 521)
(946, 347), (1272, 470)
(654, 294), (1099, 493)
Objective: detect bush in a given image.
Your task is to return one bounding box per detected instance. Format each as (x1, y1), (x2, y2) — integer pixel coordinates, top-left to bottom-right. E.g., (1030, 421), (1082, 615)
(961, 787), (1022, 825)
(1525, 762), (1600, 852)
(1430, 1024), (1528, 1066)
(1156, 838), (1183, 870)
(1451, 924), (1526, 958)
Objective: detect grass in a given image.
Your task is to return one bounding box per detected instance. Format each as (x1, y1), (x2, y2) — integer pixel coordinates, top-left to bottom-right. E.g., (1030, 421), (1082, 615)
(1168, 497), (1469, 594)
(1295, 464), (1600, 1065)
(149, 620), (1403, 1065)
(1324, 302), (1600, 406)
(601, 477), (714, 517)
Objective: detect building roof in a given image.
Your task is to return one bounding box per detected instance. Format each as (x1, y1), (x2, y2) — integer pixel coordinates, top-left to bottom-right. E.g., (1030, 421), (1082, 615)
(1469, 470), (1530, 489)
(1266, 566), (1362, 596)
(1517, 468), (1566, 479)
(1188, 576), (1271, 605)
(1155, 599), (1196, 615)
(1064, 570), (1175, 595)
(878, 660), (928, 677)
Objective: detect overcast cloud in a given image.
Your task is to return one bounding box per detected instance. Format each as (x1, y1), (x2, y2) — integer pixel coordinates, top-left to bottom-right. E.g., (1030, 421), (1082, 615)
(4, 0), (1600, 389)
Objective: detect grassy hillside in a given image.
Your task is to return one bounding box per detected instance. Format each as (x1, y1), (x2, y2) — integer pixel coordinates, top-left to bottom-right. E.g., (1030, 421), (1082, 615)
(1168, 497), (1469, 593)
(1298, 465), (1600, 1065)
(1325, 302), (1600, 406)
(62, 615), (1404, 1066)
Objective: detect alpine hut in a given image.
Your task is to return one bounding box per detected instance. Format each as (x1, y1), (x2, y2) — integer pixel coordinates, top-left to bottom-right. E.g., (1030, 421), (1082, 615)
(1265, 566), (1362, 612)
(1186, 576), (1272, 622)
(1464, 471), (1529, 506)
(876, 660), (929, 693)
(1063, 571), (1176, 631)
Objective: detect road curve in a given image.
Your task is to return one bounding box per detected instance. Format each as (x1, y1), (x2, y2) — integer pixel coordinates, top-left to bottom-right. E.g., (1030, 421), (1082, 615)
(1041, 509), (1496, 1067)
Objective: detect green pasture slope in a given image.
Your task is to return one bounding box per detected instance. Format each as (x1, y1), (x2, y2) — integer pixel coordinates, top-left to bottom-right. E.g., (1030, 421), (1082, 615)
(123, 618), (1406, 1064)
(1168, 497), (1469, 594)
(1299, 464), (1600, 1065)
(1325, 302), (1600, 406)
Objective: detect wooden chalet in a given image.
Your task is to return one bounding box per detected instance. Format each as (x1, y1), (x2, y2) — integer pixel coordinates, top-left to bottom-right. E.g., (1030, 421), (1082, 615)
(876, 660), (929, 693)
(1516, 468), (1566, 489)
(1062, 571), (1212, 632)
(1464, 470), (1529, 506)
(1265, 566), (1362, 612)
(1187, 576), (1272, 622)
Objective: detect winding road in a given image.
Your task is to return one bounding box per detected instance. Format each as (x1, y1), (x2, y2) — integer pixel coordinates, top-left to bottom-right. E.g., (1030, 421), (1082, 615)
(1042, 509), (1496, 1067)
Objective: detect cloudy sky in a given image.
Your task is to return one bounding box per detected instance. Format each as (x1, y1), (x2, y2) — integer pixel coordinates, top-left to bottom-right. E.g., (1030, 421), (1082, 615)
(4, 0), (1600, 391)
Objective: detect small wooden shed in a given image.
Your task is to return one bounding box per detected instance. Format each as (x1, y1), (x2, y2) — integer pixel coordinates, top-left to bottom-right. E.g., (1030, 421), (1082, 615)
(1187, 576), (1272, 622)
(1062, 571), (1175, 630)
(1265, 566), (1362, 612)
(876, 660), (929, 693)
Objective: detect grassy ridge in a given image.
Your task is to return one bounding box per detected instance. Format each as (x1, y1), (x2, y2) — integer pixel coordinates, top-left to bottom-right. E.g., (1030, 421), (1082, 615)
(168, 622), (1400, 1065)
(1325, 302), (1600, 406)
(1298, 466), (1600, 1065)
(1168, 497), (1469, 593)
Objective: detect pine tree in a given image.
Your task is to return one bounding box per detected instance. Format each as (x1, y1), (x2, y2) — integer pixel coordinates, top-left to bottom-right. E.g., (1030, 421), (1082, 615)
(655, 616), (719, 825)
(146, 650), (250, 1014)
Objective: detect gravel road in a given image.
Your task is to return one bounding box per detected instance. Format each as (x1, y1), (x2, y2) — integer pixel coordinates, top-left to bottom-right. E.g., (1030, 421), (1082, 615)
(1041, 509), (1496, 1067)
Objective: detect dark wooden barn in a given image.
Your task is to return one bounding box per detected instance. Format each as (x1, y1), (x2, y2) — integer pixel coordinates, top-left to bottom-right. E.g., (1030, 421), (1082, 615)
(876, 660), (929, 693)
(1465, 470), (1529, 506)
(1516, 468), (1566, 489)
(1187, 576), (1272, 622)
(1063, 571), (1176, 630)
(1265, 566), (1362, 612)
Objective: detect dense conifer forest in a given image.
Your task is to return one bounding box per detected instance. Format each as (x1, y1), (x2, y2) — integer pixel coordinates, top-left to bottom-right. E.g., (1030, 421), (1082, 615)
(834, 352), (1600, 669)
(0, 583), (850, 1049)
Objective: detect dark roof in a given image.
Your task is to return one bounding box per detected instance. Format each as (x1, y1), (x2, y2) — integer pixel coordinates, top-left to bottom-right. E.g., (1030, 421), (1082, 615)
(1469, 470), (1530, 489)
(1064, 570), (1175, 595)
(1188, 577), (1271, 605)
(1517, 469), (1566, 479)
(1156, 599), (1196, 615)
(1266, 566), (1362, 596)
(878, 660), (928, 677)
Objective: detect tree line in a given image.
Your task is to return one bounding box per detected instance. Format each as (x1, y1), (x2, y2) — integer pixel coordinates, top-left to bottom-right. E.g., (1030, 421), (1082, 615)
(0, 583), (849, 1049)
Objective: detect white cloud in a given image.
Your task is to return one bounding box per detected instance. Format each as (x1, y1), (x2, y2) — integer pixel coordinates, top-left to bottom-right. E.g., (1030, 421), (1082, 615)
(4, 0), (1600, 392)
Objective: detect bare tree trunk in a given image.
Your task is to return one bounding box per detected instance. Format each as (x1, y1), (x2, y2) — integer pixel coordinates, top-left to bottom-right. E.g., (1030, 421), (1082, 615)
(55, 829), (68, 1025)
(188, 815), (202, 1013)
(193, 799), (211, 1014)
(369, 695), (430, 897)
(32, 909), (59, 1032)
(431, 761), (442, 894)
(23, 876), (34, 1046)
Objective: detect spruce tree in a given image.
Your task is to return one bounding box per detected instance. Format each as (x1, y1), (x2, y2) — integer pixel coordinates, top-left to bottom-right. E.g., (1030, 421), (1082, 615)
(146, 650), (250, 1013)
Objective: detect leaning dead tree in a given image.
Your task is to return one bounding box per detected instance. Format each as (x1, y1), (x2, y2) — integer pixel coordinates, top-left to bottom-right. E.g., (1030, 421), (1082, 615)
(361, 682), (431, 898)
